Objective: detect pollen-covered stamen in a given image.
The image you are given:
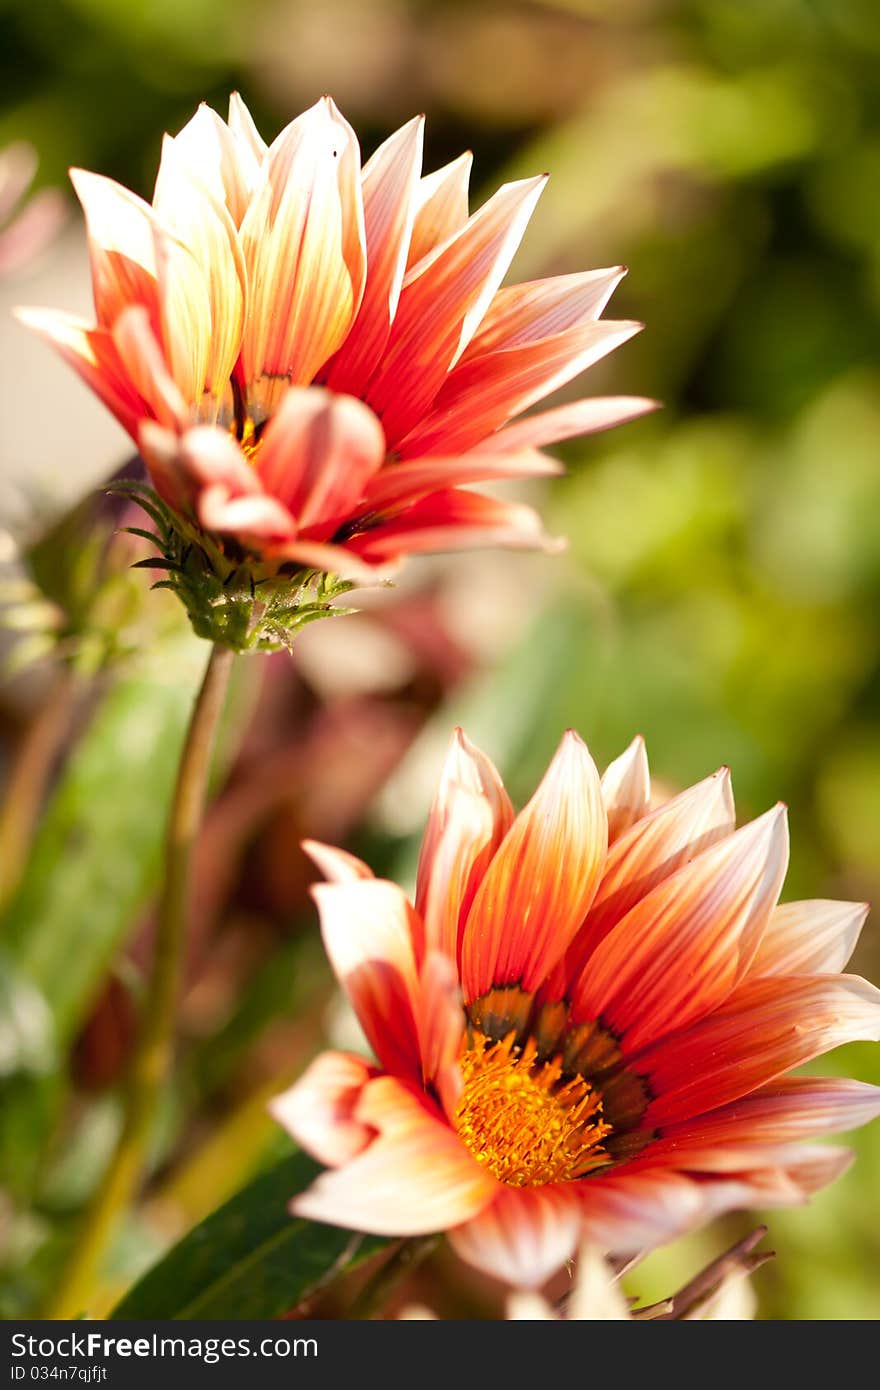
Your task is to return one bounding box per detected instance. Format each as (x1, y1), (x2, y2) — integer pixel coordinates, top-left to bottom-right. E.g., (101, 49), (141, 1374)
(238, 415), (262, 464)
(454, 1028), (612, 1186)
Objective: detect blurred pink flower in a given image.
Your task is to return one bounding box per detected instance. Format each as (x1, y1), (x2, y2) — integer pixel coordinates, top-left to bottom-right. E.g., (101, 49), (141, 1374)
(0, 143), (65, 277)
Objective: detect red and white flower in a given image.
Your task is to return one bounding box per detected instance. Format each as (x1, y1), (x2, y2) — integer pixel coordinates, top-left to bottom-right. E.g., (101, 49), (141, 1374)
(272, 730), (880, 1287)
(18, 97), (653, 576)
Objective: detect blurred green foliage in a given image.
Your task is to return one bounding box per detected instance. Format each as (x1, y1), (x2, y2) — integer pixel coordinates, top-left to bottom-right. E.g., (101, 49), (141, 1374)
(1, 0), (879, 1320)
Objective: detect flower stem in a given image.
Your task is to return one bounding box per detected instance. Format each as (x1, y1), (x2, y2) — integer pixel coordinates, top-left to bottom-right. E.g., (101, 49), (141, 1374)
(347, 1236), (440, 1320)
(42, 642), (235, 1319)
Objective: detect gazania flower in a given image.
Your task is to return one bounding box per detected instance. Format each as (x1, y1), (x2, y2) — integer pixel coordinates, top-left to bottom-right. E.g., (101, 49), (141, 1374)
(17, 95), (652, 587)
(271, 730), (880, 1288)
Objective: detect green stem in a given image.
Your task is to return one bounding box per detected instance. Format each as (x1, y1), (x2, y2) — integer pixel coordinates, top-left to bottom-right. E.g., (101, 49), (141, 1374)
(43, 642), (235, 1319)
(347, 1237), (440, 1320)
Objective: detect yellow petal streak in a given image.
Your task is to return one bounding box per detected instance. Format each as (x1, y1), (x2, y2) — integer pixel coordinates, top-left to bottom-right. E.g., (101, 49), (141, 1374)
(454, 1030), (611, 1187)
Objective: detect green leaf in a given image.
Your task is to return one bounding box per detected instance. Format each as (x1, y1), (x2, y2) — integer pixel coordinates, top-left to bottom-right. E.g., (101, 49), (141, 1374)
(2, 638), (207, 1045)
(111, 1148), (387, 1318)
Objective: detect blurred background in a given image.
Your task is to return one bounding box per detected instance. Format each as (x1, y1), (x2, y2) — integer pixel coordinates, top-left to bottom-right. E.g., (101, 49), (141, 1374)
(1, 0), (879, 1319)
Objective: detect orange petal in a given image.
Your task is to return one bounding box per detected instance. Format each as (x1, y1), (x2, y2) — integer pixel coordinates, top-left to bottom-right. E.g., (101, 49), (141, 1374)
(448, 1184), (581, 1288)
(462, 267), (627, 356)
(197, 486), (297, 541)
(269, 1051), (376, 1167)
(654, 1076), (880, 1152)
(290, 1075), (496, 1235)
(406, 151), (472, 269)
(323, 115), (424, 396)
(112, 305), (189, 431)
(749, 899), (869, 978)
(240, 97), (366, 409)
(366, 176), (546, 446)
(303, 838), (374, 884)
(139, 418), (257, 512)
(345, 489), (559, 564)
(361, 449), (560, 517)
(479, 395), (660, 454)
(153, 134), (246, 410)
(460, 731), (607, 1002)
(571, 805), (789, 1052)
(639, 973), (880, 1127)
(415, 727), (513, 961)
(576, 1169), (715, 1257)
(747, 1145), (854, 1204)
(601, 735), (650, 844)
(398, 318), (642, 458)
(254, 387), (385, 534)
(169, 422), (262, 493)
(15, 306), (145, 440)
(416, 950), (465, 1112)
(261, 535), (402, 582)
(562, 767), (735, 989)
(69, 168), (160, 331)
(311, 878), (423, 1079)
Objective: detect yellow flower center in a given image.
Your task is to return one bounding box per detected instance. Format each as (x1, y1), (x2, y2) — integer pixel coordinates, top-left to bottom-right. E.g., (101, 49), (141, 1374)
(239, 417), (262, 465)
(454, 1029), (612, 1187)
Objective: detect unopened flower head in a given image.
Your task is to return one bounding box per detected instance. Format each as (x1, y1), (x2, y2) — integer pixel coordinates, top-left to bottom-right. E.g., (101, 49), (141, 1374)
(18, 96), (653, 648)
(272, 730), (880, 1287)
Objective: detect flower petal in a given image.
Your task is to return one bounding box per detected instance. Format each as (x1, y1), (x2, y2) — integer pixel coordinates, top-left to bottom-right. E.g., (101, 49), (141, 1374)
(460, 731), (607, 1002)
(601, 735), (650, 844)
(415, 728), (514, 961)
(416, 950), (465, 1113)
(15, 307), (145, 440)
(366, 176), (547, 446)
(398, 318), (642, 458)
(152, 222), (211, 410)
(240, 97), (366, 409)
(139, 417), (262, 514)
(561, 767), (735, 990)
(197, 486), (297, 541)
(254, 387), (385, 534)
(323, 116), (424, 396)
(172, 102), (260, 226)
(112, 305), (189, 431)
(290, 1075), (496, 1235)
(228, 92), (268, 166)
(571, 805), (789, 1053)
(360, 448), (560, 514)
(311, 878), (423, 1078)
(651, 1075), (880, 1154)
(152, 133), (246, 410)
(749, 899), (869, 978)
(638, 973), (880, 1127)
(346, 489), (559, 564)
(262, 536), (401, 581)
(269, 1050), (376, 1167)
(462, 267), (626, 356)
(576, 1169), (726, 1256)
(449, 1184), (581, 1288)
(69, 168), (159, 330)
(480, 395), (659, 454)
(568, 1245), (632, 1321)
(303, 838), (374, 884)
(406, 151), (472, 269)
